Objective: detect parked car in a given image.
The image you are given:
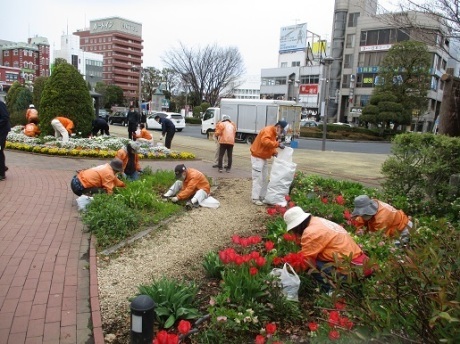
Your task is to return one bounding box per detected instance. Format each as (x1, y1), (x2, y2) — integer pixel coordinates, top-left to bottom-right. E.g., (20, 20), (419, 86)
(97, 109), (110, 121)
(145, 112), (186, 132)
(108, 111), (128, 126)
(301, 120), (319, 127)
(332, 122), (353, 127)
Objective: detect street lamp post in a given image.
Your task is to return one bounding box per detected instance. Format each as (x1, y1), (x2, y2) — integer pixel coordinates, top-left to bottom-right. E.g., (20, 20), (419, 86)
(132, 66), (142, 116)
(320, 57), (334, 152)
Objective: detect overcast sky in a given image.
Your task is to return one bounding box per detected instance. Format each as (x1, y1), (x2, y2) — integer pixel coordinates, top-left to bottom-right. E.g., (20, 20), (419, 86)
(2, 0), (398, 76)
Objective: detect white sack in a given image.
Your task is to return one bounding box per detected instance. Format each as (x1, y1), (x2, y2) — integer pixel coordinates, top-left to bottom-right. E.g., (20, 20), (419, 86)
(263, 147), (296, 206)
(76, 195), (93, 212)
(270, 263), (300, 301)
(199, 196), (220, 209)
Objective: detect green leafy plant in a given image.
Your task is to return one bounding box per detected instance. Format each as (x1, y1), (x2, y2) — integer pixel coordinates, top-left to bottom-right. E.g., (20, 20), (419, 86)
(202, 251), (224, 279)
(137, 277), (201, 329)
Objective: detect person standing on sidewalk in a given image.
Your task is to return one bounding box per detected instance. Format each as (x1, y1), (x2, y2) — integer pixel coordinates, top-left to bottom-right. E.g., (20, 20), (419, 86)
(155, 115), (175, 149)
(212, 115), (228, 169)
(51, 116), (74, 143)
(0, 100), (11, 181)
(215, 115), (236, 173)
(127, 106), (140, 140)
(249, 120), (287, 205)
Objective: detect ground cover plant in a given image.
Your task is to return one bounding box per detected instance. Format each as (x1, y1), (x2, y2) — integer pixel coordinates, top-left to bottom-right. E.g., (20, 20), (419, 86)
(131, 172), (459, 344)
(6, 125), (195, 160)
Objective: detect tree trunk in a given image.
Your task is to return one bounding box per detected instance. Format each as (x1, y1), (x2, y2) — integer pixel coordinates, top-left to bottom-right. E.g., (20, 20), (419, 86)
(438, 70), (460, 136)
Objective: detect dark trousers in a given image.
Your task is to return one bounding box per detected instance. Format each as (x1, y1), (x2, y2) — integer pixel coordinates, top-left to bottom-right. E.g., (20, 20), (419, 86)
(128, 122), (137, 140)
(92, 126), (110, 136)
(0, 133), (6, 176)
(164, 131), (175, 149)
(218, 144), (233, 169)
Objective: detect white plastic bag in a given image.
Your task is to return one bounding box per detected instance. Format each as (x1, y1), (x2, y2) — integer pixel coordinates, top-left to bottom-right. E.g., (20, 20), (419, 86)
(199, 196), (220, 209)
(264, 148), (296, 206)
(76, 195), (93, 212)
(270, 263), (300, 301)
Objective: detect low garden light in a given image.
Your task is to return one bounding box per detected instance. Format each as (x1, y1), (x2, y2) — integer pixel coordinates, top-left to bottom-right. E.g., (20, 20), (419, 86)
(130, 294), (156, 344)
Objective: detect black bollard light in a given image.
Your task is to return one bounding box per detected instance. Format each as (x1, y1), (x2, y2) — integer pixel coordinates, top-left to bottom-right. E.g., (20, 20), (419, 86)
(130, 295), (156, 344)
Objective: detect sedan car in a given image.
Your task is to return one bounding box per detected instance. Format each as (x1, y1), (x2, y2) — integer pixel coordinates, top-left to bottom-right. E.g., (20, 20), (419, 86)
(301, 120), (319, 127)
(108, 111), (128, 126)
(145, 112), (186, 132)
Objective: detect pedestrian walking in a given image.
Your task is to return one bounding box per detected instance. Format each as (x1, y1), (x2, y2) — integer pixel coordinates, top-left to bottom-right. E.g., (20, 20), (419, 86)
(51, 116), (74, 143)
(249, 120), (287, 205)
(0, 100), (11, 181)
(127, 106), (140, 140)
(215, 115), (236, 173)
(155, 115), (175, 149)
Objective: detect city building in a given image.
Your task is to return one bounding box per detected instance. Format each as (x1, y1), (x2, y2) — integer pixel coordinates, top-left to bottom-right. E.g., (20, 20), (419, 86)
(74, 17), (143, 101)
(230, 74), (261, 99)
(260, 0), (459, 132)
(53, 34), (103, 90)
(0, 36), (50, 93)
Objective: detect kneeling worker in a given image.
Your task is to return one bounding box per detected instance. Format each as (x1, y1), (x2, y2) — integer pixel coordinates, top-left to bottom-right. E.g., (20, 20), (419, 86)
(70, 158), (126, 196)
(163, 164), (210, 208)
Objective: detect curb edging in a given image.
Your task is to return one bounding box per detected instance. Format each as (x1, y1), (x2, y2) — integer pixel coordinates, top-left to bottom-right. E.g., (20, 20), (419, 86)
(90, 234), (105, 344)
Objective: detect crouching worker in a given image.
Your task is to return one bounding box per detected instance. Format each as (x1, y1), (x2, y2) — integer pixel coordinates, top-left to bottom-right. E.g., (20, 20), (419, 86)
(351, 195), (412, 245)
(23, 117), (40, 137)
(163, 164), (210, 209)
(116, 141), (143, 181)
(70, 158), (125, 196)
(283, 206), (371, 293)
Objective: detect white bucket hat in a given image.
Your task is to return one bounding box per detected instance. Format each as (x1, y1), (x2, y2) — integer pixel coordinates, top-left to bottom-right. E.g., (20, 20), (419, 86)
(283, 206), (311, 231)
(352, 195), (378, 217)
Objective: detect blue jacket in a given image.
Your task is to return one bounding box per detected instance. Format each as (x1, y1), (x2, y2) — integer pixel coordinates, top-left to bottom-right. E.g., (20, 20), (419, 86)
(160, 117), (175, 135)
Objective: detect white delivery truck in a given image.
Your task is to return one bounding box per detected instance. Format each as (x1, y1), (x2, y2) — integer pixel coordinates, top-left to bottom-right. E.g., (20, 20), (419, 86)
(201, 99), (302, 144)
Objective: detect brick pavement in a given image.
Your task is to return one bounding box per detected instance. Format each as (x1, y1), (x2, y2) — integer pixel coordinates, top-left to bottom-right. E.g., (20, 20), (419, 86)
(0, 149), (250, 344)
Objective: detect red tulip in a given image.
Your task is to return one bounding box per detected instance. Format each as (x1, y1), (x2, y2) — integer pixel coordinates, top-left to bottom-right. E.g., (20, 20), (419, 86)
(285, 195), (291, 201)
(177, 320), (191, 335)
(250, 267), (258, 275)
(231, 235), (241, 244)
(255, 256), (266, 267)
(328, 330), (340, 340)
(265, 241), (275, 251)
(265, 322), (277, 335)
(308, 322), (319, 331)
(255, 334), (266, 344)
(321, 197), (328, 204)
(335, 195), (345, 205)
(334, 300), (346, 310)
(153, 330), (169, 344)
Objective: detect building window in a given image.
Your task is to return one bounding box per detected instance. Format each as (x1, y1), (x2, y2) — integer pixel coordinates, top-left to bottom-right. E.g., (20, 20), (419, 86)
(358, 95), (370, 107)
(342, 74), (350, 88)
(13, 61), (19, 67)
(14, 49), (18, 56)
(85, 38), (89, 43)
(346, 34), (355, 48)
(431, 76), (438, 90)
(348, 13), (360, 27)
(4, 62), (9, 67)
(300, 75), (319, 84)
(291, 61), (300, 67)
(344, 54), (354, 68)
(4, 51), (9, 56)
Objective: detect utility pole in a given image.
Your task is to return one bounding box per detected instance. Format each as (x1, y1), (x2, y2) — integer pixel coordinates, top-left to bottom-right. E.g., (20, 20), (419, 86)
(320, 57), (334, 152)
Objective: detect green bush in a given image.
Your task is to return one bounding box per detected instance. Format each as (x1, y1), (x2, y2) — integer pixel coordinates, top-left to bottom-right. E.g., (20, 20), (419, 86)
(39, 61), (95, 136)
(185, 117), (202, 125)
(381, 133), (460, 217)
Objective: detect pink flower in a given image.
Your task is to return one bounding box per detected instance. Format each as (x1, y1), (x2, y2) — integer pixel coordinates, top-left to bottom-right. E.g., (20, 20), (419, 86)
(255, 334), (266, 344)
(266, 322), (277, 335)
(216, 316), (227, 322)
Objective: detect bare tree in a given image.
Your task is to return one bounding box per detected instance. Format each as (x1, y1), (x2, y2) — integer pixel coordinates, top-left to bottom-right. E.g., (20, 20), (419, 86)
(162, 43), (245, 106)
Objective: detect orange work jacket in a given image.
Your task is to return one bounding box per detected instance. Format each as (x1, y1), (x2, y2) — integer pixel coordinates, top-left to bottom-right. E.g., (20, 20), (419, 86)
(77, 163), (125, 194)
(177, 168), (211, 200)
(115, 148), (141, 172)
(24, 123), (41, 137)
(55, 117), (74, 133)
(250, 125), (280, 160)
(26, 108), (38, 123)
(136, 128), (153, 140)
(300, 216), (362, 265)
(354, 200), (410, 237)
(215, 121), (236, 145)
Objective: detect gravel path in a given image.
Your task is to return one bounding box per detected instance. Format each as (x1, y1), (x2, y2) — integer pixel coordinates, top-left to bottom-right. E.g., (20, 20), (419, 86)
(97, 178), (269, 342)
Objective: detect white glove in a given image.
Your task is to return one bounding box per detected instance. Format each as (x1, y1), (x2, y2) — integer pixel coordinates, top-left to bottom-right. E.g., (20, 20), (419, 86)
(170, 196), (179, 203)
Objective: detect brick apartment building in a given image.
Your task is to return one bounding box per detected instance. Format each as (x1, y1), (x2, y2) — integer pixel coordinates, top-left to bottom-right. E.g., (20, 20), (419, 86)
(74, 17), (143, 100)
(0, 36), (50, 93)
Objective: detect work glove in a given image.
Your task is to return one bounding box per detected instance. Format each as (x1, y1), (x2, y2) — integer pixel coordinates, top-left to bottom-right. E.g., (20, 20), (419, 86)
(279, 143), (285, 149)
(400, 228), (410, 245)
(170, 196), (179, 203)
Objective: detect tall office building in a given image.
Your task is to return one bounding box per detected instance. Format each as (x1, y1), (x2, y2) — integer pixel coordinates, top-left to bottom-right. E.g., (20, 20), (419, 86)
(74, 17), (143, 100)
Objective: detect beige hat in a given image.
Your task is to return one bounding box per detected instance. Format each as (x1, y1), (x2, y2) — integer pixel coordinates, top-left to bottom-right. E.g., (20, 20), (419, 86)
(129, 141), (141, 153)
(110, 158), (123, 172)
(283, 206), (311, 231)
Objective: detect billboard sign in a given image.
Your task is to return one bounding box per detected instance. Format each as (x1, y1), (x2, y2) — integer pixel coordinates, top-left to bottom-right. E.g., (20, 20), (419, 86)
(279, 23), (307, 53)
(299, 84), (319, 95)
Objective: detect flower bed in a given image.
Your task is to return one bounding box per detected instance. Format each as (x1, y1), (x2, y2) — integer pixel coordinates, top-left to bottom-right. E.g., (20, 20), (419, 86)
(6, 126), (195, 160)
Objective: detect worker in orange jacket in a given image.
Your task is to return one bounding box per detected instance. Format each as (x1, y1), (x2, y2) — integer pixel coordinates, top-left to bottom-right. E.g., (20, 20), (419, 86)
(23, 120), (41, 137)
(351, 195), (411, 244)
(70, 158), (126, 196)
(163, 164), (211, 209)
(250, 120), (287, 205)
(215, 115), (236, 173)
(51, 116), (74, 143)
(115, 142), (143, 181)
(25, 104), (38, 123)
(284, 206), (370, 293)
(135, 123), (153, 144)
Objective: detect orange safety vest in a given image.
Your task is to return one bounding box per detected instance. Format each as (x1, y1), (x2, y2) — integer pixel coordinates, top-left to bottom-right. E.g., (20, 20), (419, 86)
(250, 125), (280, 160)
(177, 168), (211, 200)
